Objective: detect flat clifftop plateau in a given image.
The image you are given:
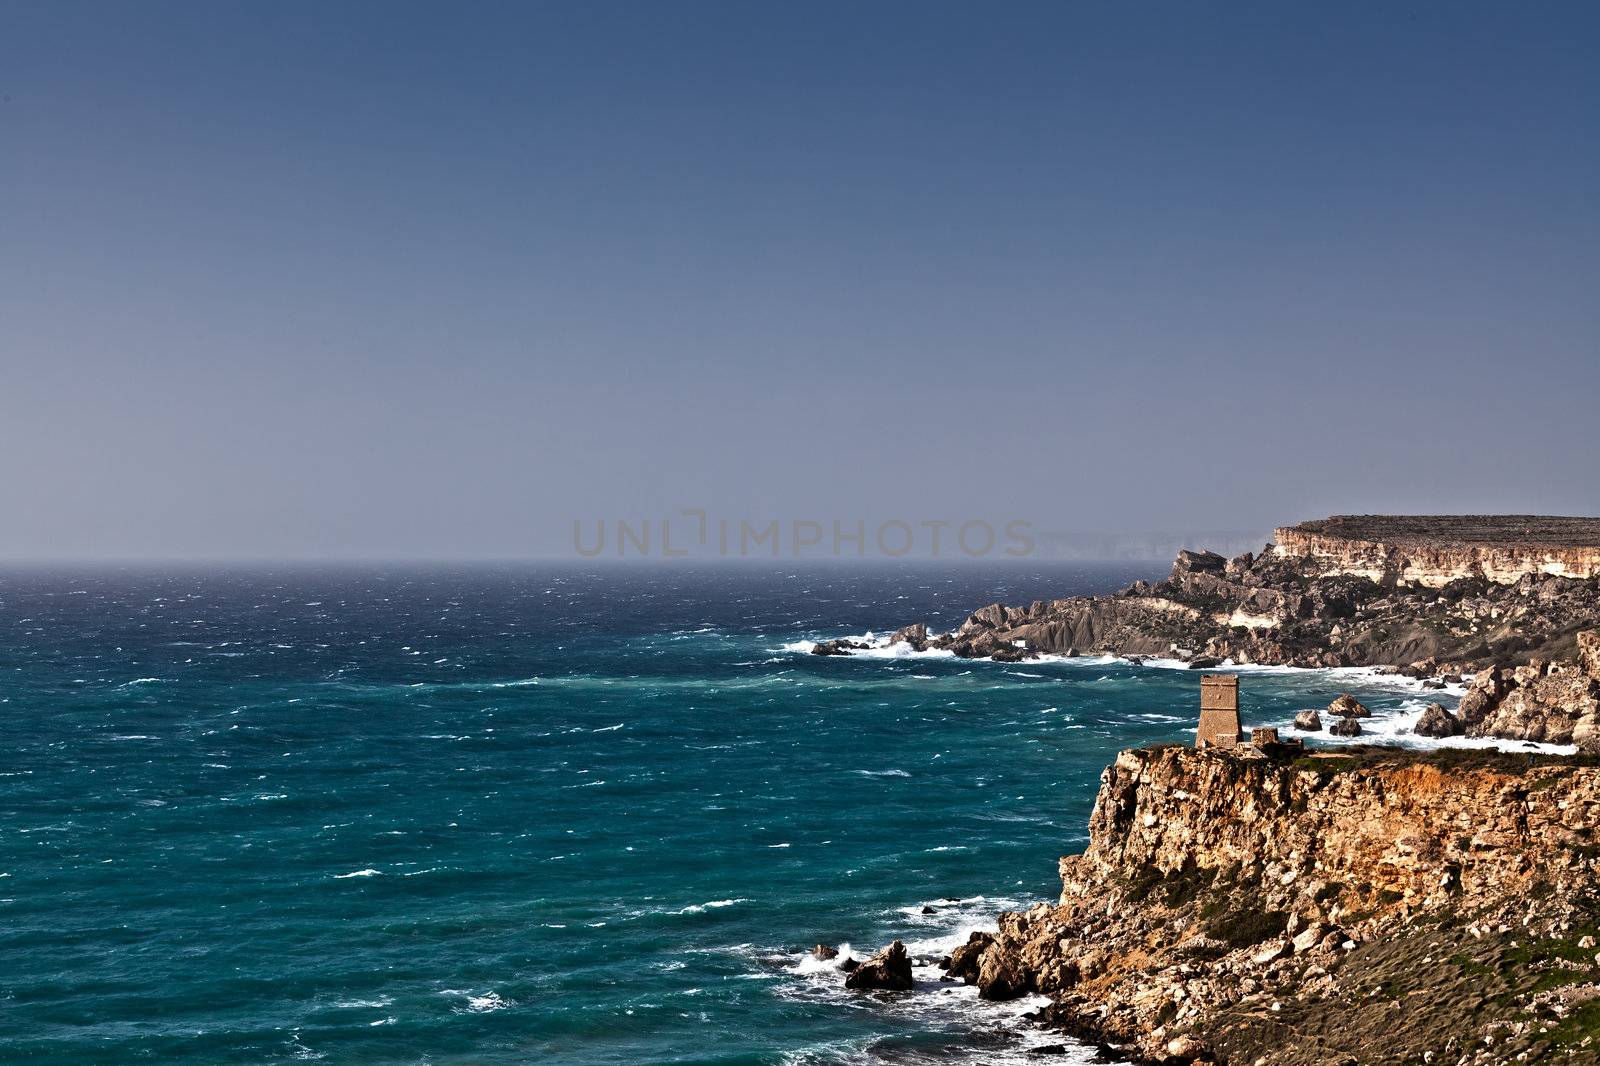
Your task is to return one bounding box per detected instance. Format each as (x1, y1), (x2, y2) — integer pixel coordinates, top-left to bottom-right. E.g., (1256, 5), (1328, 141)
(1282, 516), (1600, 550)
(956, 745), (1600, 1065)
(1275, 515), (1600, 586)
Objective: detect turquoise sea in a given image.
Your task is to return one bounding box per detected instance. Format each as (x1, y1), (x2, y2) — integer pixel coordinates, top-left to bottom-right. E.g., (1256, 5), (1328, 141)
(0, 563), (1454, 1064)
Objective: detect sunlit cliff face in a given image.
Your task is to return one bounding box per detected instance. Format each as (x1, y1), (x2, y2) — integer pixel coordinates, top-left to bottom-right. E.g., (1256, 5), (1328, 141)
(1273, 521), (1600, 587)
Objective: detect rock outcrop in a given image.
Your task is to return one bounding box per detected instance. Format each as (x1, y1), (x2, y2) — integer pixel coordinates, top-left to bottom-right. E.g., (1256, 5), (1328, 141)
(1457, 631), (1600, 748)
(811, 638), (869, 656)
(966, 744), (1600, 1064)
(1414, 701), (1463, 738)
(843, 939), (913, 992)
(1328, 716), (1361, 737)
(1292, 709), (1322, 732)
(1326, 693), (1370, 718)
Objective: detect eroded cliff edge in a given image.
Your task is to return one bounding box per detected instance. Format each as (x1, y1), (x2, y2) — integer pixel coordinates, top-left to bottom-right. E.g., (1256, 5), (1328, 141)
(958, 745), (1600, 1064)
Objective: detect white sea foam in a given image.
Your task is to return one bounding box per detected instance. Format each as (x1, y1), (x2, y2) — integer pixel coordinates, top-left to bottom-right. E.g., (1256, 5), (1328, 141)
(464, 992), (509, 1013)
(440, 989), (512, 1013)
(333, 996), (392, 1009)
(795, 627), (1562, 754)
(770, 892), (1094, 1064)
(676, 898), (748, 914)
(333, 868), (382, 879)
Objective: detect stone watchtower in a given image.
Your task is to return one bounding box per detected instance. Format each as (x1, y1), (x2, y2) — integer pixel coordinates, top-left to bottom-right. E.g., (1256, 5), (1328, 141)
(1196, 674), (1243, 749)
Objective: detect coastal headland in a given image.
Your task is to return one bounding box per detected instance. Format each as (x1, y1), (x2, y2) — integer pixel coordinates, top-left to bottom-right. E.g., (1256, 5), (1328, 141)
(816, 515), (1600, 751)
(821, 516), (1600, 1062)
(961, 743), (1600, 1064)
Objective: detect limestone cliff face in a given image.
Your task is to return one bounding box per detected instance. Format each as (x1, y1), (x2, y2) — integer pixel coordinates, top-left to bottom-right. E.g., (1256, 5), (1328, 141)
(1274, 516), (1600, 587)
(959, 746), (1600, 1064)
(1069, 746), (1598, 917)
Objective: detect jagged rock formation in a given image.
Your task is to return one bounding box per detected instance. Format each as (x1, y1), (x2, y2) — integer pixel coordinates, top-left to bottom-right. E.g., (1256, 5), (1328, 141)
(843, 939), (913, 991)
(1457, 632), (1600, 748)
(1414, 701), (1464, 738)
(1326, 694), (1370, 719)
(961, 745), (1600, 1064)
(907, 529), (1600, 676)
(1274, 516), (1600, 587)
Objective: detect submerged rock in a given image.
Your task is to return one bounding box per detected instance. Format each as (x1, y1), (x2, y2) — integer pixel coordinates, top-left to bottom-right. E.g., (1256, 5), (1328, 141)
(1293, 709), (1323, 732)
(811, 944), (838, 961)
(811, 639), (868, 657)
(843, 939), (912, 992)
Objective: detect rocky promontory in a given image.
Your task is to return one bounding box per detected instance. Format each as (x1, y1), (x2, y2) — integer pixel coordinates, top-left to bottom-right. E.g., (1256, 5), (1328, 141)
(908, 517), (1600, 673)
(950, 744), (1600, 1064)
(825, 515), (1600, 748)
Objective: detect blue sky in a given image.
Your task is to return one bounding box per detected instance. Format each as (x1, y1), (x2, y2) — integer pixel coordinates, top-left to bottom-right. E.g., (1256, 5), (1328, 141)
(1, 2), (1595, 558)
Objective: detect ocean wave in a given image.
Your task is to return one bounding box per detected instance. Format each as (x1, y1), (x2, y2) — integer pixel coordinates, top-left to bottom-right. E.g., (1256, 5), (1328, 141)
(441, 989), (512, 1014)
(333, 868), (383, 879)
(676, 898), (749, 915)
(770, 898), (1083, 1065)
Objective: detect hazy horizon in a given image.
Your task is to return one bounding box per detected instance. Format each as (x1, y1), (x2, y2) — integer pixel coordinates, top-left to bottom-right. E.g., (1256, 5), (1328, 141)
(3, 3), (1596, 561)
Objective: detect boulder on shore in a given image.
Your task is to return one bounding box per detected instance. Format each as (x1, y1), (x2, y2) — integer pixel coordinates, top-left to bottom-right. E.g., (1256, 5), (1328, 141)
(1328, 693), (1371, 718)
(1414, 702), (1463, 738)
(843, 940), (913, 992)
(1294, 709), (1323, 732)
(1331, 716), (1363, 737)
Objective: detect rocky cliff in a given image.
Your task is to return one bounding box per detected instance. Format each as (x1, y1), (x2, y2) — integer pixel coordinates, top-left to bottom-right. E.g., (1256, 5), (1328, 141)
(1273, 516), (1600, 588)
(1456, 632), (1600, 748)
(953, 745), (1600, 1064)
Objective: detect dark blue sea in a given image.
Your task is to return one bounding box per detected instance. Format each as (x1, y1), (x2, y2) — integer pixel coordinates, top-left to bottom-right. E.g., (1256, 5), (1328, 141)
(0, 563), (1451, 1065)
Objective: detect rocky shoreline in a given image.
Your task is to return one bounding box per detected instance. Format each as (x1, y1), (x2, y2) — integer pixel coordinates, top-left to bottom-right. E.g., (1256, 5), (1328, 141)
(815, 518), (1600, 1062)
(837, 744), (1600, 1064)
(814, 516), (1600, 751)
